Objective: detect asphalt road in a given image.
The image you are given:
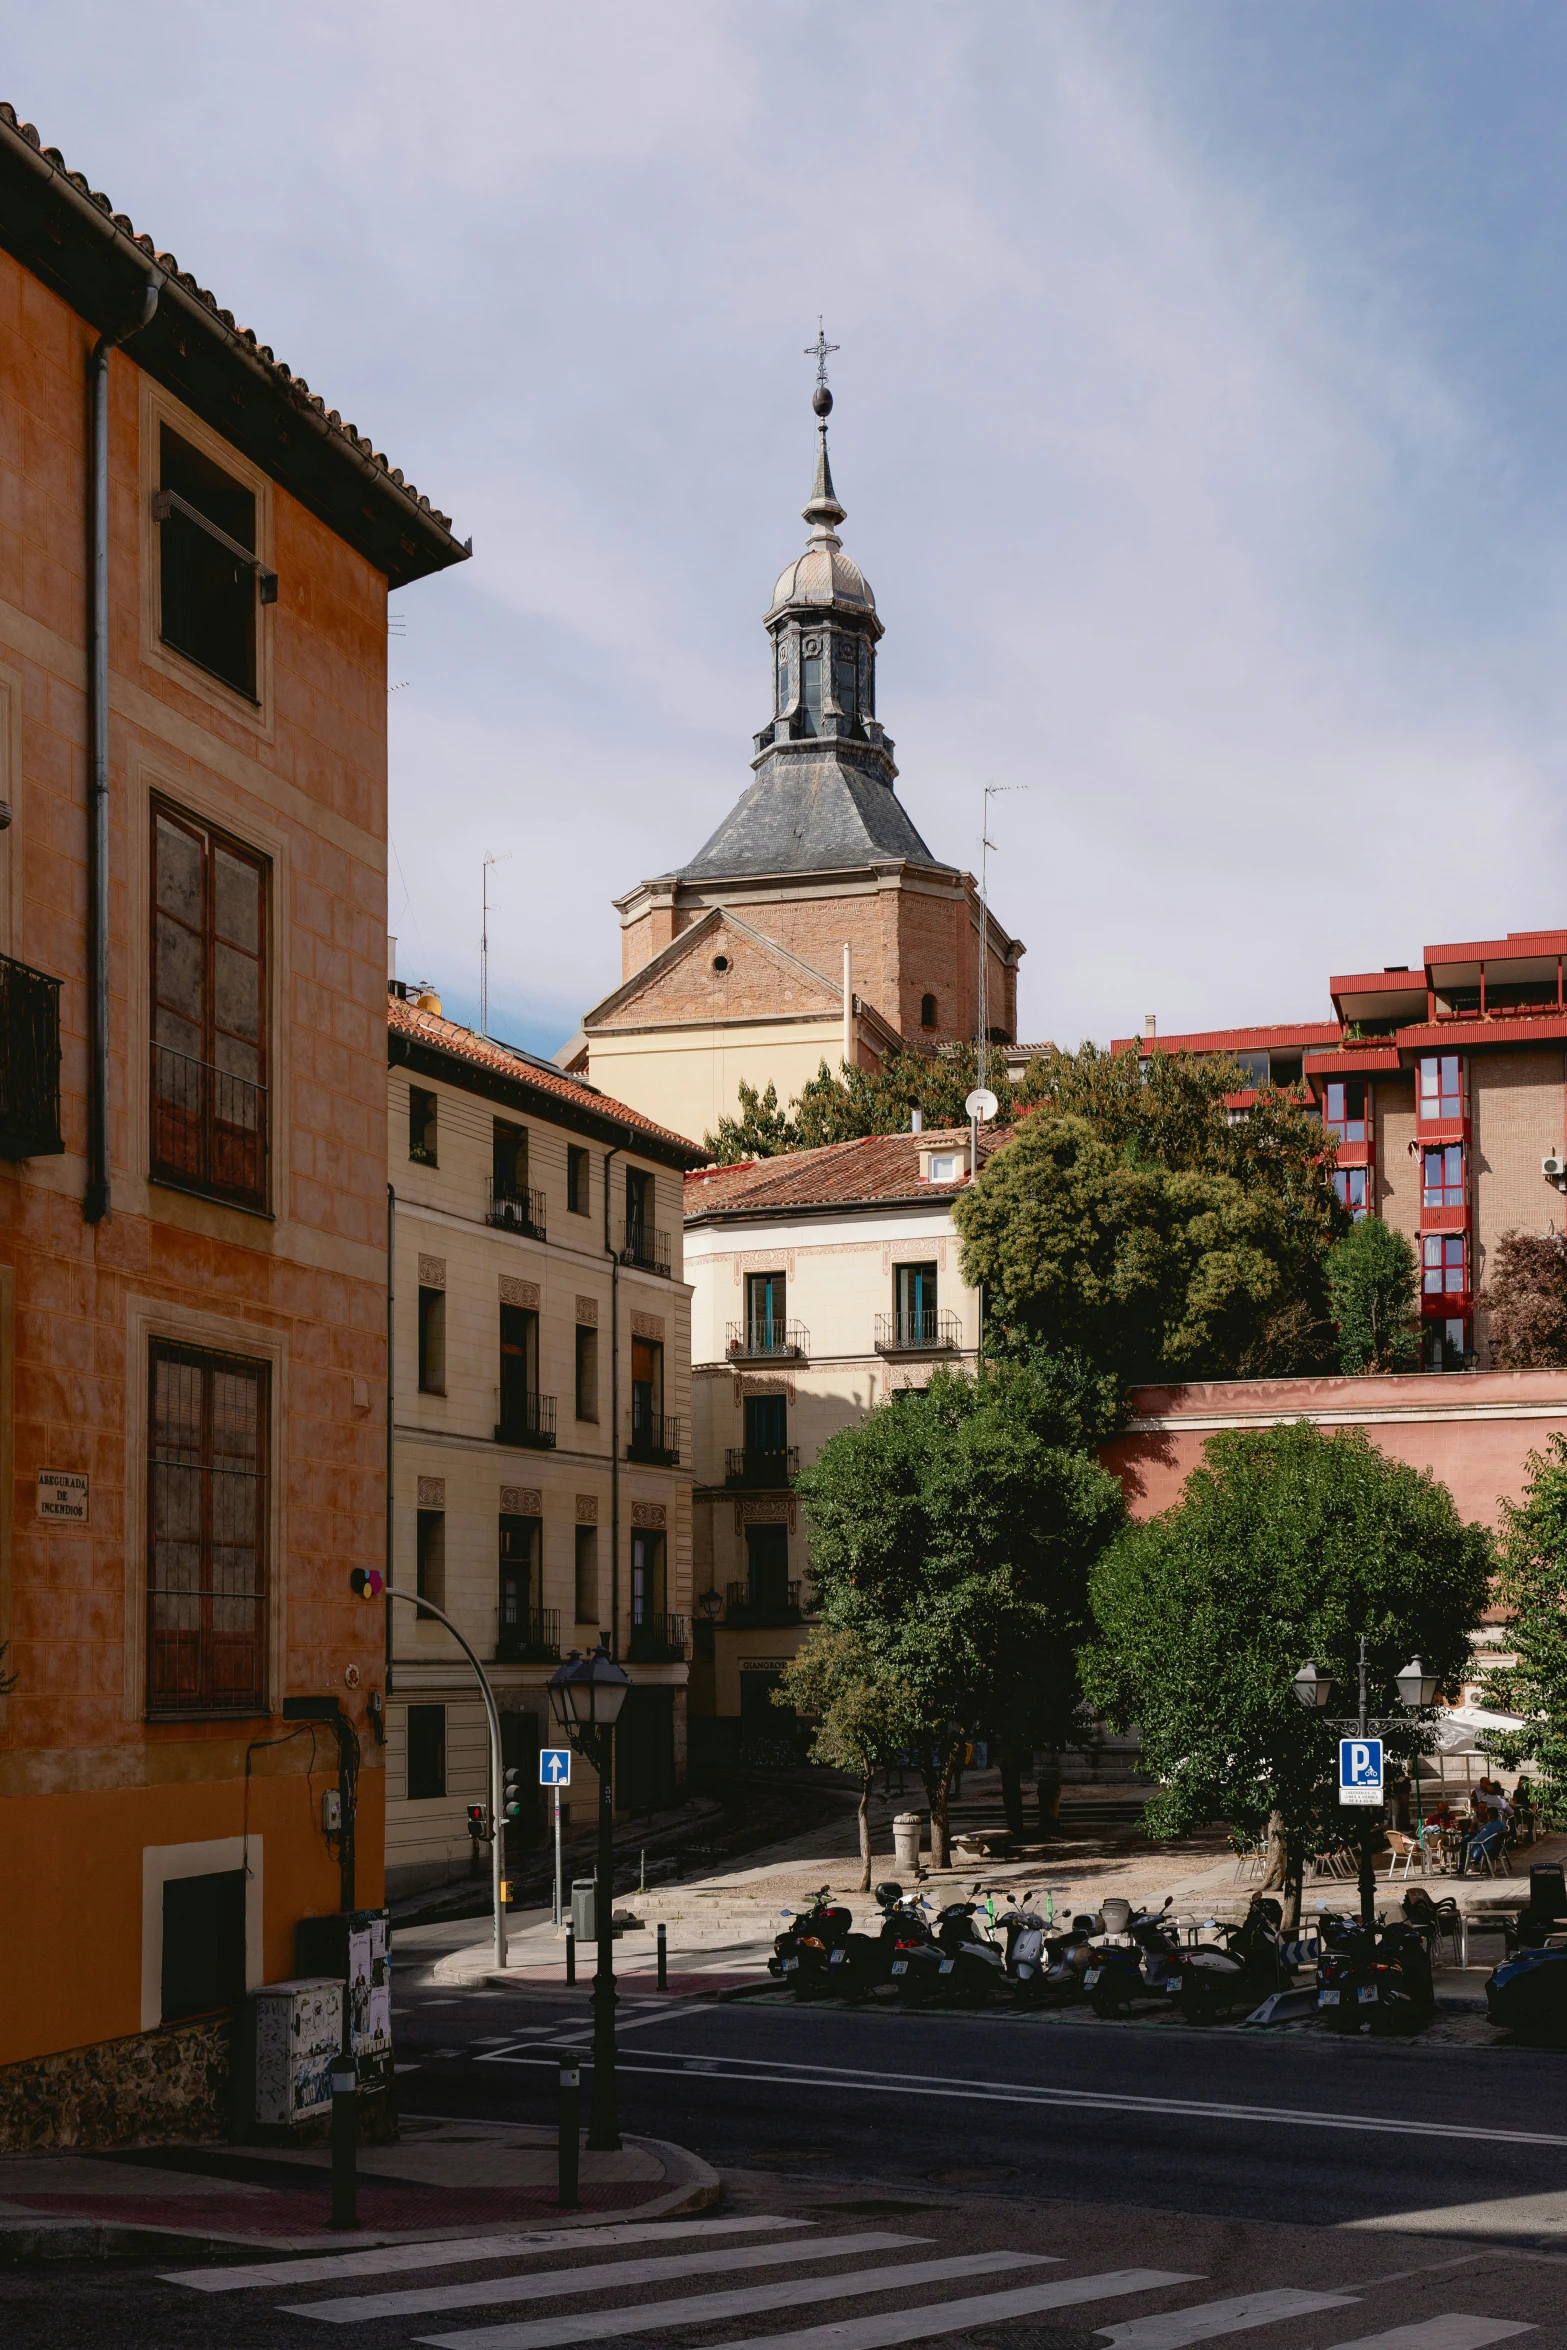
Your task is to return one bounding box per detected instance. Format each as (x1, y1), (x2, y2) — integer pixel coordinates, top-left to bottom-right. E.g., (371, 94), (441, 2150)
(6, 1964), (1567, 2348)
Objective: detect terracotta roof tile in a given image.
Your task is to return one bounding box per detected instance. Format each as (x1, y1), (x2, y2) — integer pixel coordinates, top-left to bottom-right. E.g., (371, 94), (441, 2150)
(685, 1126), (1009, 1218)
(387, 996), (703, 1157)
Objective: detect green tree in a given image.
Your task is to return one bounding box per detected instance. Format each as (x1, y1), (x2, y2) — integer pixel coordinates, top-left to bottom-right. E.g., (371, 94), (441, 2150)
(1480, 1433), (1567, 1819)
(1478, 1231), (1567, 1369)
(1083, 1420), (1492, 1923)
(1327, 1216), (1420, 1373)
(798, 1359), (1125, 1866)
(775, 1629), (919, 1890)
(954, 1112), (1339, 1383)
(703, 1044), (1025, 1163)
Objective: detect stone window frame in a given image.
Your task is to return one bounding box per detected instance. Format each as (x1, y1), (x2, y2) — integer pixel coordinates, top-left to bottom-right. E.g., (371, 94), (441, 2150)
(140, 1834), (264, 2033)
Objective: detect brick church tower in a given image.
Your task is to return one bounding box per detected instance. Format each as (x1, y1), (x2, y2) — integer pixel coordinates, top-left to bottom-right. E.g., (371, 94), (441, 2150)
(563, 362), (1025, 1146)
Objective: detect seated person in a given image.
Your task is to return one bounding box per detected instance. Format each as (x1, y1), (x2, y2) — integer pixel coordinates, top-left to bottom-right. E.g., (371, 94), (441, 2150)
(1512, 1778), (1537, 1843)
(1457, 1803), (1509, 1876)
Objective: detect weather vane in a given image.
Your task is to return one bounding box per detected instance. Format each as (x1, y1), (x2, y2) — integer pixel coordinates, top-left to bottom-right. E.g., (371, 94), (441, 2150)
(805, 316), (839, 391)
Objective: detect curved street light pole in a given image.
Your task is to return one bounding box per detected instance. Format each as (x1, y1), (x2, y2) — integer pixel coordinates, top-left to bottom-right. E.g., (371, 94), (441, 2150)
(384, 1586), (508, 1970)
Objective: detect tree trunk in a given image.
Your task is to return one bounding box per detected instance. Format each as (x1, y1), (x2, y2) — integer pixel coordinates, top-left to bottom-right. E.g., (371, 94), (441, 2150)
(999, 1736), (1025, 1839)
(929, 1741), (960, 1872)
(858, 1774), (873, 1894)
(1282, 1836), (1305, 1935)
(1259, 1808), (1289, 1891)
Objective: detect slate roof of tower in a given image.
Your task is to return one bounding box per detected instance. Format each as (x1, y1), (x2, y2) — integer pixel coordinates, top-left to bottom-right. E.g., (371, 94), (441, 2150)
(677, 755), (941, 879)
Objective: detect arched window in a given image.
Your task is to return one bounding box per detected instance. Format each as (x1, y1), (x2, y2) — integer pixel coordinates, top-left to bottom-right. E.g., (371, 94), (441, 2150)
(920, 993), (938, 1029)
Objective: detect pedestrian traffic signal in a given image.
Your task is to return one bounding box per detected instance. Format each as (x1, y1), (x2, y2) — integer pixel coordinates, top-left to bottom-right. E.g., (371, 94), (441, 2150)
(466, 1803), (490, 1841)
(349, 1568), (384, 1600)
(503, 1765), (525, 1823)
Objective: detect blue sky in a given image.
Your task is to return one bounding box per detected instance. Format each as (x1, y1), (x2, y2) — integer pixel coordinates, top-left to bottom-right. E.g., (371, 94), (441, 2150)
(13, 4), (1567, 1061)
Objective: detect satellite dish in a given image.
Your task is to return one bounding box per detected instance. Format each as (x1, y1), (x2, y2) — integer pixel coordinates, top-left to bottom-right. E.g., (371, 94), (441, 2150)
(965, 1087), (999, 1123)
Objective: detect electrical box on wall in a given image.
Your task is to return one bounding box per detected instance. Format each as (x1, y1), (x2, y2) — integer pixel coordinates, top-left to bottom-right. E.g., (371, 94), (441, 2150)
(321, 1789), (343, 1832)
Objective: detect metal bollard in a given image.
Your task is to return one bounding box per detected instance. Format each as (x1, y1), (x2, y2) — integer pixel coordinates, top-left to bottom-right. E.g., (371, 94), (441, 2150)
(565, 1921), (576, 1985)
(329, 2055), (358, 2232)
(657, 1921), (667, 1991)
(557, 2058), (581, 2209)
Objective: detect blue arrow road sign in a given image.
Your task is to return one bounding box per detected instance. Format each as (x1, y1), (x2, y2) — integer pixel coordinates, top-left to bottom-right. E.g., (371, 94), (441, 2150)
(539, 1748), (572, 1788)
(1339, 1737), (1383, 1807)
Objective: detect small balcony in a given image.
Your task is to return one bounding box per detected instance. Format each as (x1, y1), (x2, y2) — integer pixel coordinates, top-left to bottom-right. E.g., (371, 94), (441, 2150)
(726, 1319), (808, 1362)
(724, 1445), (799, 1489)
(495, 1392), (557, 1450)
(487, 1181), (547, 1242)
(875, 1309), (962, 1356)
(628, 1612), (689, 1664)
(725, 1577), (804, 1628)
(628, 1408), (681, 1466)
(497, 1607), (560, 1665)
(619, 1221), (673, 1278)
(151, 1041), (267, 1211)
(0, 952), (63, 1161)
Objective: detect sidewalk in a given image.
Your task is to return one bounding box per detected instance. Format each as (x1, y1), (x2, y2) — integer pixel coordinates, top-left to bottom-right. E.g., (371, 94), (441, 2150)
(0, 2114), (718, 2263)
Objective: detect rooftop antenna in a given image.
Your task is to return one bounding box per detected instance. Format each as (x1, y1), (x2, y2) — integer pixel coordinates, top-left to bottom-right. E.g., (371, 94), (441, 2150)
(480, 850), (511, 1037)
(976, 785), (1027, 1094)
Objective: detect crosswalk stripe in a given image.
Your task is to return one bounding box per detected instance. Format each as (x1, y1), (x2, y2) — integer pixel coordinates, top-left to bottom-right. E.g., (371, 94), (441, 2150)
(619, 2269), (1204, 2350)
(164, 2213), (810, 2294)
(1097, 2288), (1361, 2346)
(410, 2248), (1050, 2350)
(283, 2229), (926, 2324)
(1320, 2323), (1534, 2349)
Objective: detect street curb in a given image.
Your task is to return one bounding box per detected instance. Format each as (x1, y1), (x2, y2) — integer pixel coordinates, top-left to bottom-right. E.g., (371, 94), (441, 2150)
(0, 2131), (720, 2267)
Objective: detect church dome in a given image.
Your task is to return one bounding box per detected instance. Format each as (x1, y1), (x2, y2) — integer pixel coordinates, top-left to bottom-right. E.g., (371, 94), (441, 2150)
(767, 542), (876, 619)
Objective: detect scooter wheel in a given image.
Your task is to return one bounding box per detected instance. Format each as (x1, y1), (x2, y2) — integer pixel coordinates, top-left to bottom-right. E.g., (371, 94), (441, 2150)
(1090, 1991), (1129, 2019)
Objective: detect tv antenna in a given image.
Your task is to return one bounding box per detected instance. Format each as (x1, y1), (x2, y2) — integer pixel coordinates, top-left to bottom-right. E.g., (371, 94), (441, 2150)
(480, 850), (511, 1036)
(976, 785), (1027, 1094)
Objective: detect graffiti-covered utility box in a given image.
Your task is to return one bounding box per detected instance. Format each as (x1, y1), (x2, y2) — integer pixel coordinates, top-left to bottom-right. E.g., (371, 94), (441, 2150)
(250, 1978), (342, 2125)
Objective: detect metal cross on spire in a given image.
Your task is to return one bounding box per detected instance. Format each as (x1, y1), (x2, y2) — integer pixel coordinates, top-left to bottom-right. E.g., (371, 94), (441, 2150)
(805, 316), (839, 389)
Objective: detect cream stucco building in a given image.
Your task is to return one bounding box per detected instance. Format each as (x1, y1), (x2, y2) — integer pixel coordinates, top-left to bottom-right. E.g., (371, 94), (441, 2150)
(384, 989), (704, 1897)
(682, 1125), (1001, 1763)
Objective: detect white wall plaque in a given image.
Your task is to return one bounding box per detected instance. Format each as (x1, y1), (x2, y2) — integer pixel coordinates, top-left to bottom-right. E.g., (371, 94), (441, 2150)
(37, 1470), (88, 1523)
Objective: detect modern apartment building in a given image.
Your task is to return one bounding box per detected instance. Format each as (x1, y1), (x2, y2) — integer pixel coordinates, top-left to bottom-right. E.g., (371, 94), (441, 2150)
(385, 989), (705, 1896)
(683, 1127), (994, 1760)
(1100, 928), (1567, 1371)
(0, 108), (465, 2132)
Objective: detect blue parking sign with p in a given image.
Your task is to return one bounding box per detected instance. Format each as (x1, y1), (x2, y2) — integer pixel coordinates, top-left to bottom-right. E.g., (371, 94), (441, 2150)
(1339, 1737), (1383, 1806)
(539, 1748), (572, 1788)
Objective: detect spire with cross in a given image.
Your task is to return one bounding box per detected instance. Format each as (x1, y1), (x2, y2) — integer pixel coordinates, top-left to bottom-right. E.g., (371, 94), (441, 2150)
(801, 317), (845, 534)
(804, 316), (839, 392)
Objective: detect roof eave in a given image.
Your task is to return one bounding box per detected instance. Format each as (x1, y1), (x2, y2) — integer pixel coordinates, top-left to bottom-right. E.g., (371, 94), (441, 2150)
(388, 1028), (706, 1169)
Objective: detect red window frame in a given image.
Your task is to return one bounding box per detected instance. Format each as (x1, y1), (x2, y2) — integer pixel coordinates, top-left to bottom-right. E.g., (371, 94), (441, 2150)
(1324, 1079), (1367, 1144)
(1422, 1232), (1467, 1296)
(1333, 1167), (1369, 1218)
(1417, 1054), (1463, 1124)
(1421, 1143), (1464, 1210)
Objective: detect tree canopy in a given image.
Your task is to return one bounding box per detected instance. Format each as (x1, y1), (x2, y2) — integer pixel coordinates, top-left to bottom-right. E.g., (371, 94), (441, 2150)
(1478, 1231), (1567, 1369)
(1084, 1420), (1493, 1911)
(1327, 1215), (1420, 1373)
(703, 1044), (1028, 1163)
(775, 1628), (919, 1890)
(797, 1356), (1126, 1865)
(1480, 1432), (1567, 1818)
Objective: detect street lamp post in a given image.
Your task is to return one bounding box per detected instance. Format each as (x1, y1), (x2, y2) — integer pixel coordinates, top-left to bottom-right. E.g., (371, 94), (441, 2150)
(1293, 1642), (1438, 1931)
(548, 1644), (631, 2152)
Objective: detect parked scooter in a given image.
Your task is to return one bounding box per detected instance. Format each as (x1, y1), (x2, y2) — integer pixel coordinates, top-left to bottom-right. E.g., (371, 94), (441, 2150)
(836, 1881), (937, 2001)
(769, 1885), (854, 1996)
(1171, 1896), (1295, 2024)
(1487, 1863), (1567, 2042)
(1085, 1896), (1182, 2017)
(893, 1887), (1008, 2006)
(1315, 1907), (1435, 2033)
(994, 1890), (1084, 2001)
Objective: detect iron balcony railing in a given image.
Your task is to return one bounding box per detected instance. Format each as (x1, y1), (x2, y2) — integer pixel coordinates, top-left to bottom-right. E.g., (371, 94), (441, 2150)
(724, 1445), (799, 1489)
(726, 1319), (808, 1361)
(874, 1308), (962, 1356)
(151, 1041), (267, 1210)
(618, 1221), (673, 1277)
(628, 1406), (681, 1465)
(495, 1392), (557, 1450)
(487, 1181), (547, 1241)
(0, 951), (63, 1161)
(497, 1606), (561, 1664)
(725, 1577), (804, 1627)
(628, 1612), (689, 1663)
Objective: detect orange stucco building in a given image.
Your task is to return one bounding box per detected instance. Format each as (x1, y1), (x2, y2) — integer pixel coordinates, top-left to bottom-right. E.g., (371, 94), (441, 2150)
(0, 106), (466, 2137)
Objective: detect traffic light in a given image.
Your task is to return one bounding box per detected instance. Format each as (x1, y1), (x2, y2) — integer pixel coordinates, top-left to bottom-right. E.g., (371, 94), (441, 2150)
(349, 1568), (385, 1600)
(503, 1765), (525, 1825)
(466, 1803), (490, 1842)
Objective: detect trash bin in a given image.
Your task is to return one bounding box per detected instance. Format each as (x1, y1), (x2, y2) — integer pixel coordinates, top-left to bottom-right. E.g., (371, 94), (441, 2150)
(571, 1877), (597, 1943)
(893, 1812), (924, 1874)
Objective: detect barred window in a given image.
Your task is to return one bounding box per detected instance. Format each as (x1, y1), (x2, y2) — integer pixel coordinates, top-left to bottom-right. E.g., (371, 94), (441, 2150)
(147, 1343), (268, 1717)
